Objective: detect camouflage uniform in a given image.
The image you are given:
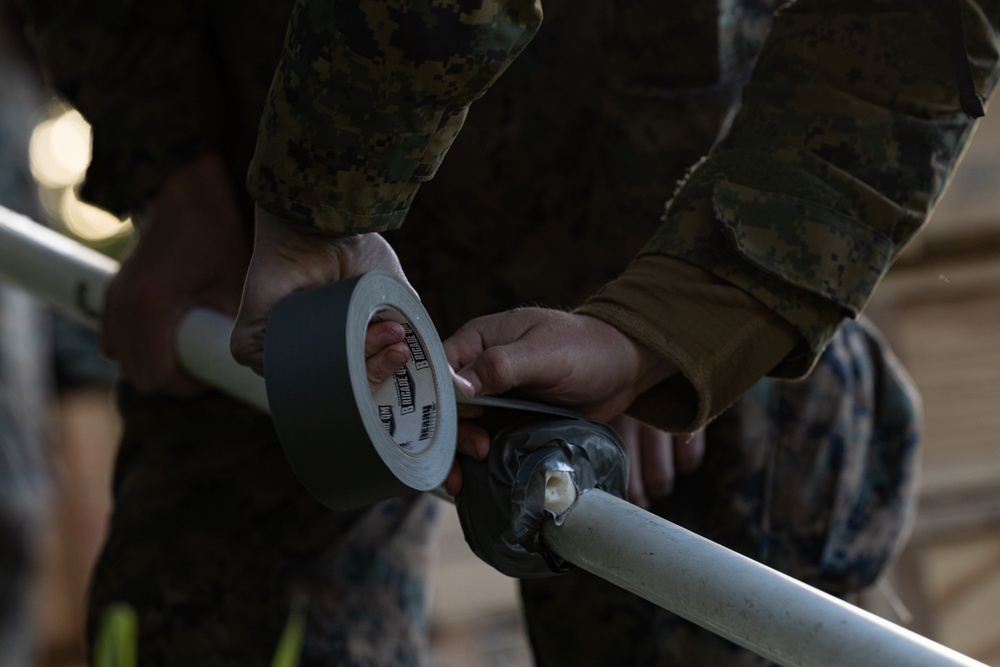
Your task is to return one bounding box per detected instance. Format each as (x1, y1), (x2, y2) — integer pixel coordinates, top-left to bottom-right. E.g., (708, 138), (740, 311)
(18, 0), (991, 665)
(241, 0), (998, 434)
(0, 8), (53, 664)
(397, 4), (919, 665)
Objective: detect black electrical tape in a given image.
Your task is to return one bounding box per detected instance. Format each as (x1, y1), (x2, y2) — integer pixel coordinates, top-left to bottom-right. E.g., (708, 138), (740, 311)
(456, 411), (628, 578)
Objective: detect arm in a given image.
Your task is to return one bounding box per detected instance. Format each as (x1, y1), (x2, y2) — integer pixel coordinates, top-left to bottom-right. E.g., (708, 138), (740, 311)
(232, 0), (543, 371)
(247, 0), (542, 234)
(449, 0), (999, 432)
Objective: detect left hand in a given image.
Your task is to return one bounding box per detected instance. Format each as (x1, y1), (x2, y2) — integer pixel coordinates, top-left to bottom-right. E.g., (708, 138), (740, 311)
(610, 415), (705, 508)
(231, 206), (412, 376)
(362, 322), (484, 497)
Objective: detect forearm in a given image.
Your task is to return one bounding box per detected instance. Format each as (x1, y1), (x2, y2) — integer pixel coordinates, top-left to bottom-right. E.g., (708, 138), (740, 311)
(576, 254), (802, 432)
(589, 0), (999, 430)
(649, 0), (999, 356)
(247, 0), (542, 235)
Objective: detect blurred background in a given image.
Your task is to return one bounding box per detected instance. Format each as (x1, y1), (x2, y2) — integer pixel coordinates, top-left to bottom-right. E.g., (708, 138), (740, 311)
(4, 15), (1000, 667)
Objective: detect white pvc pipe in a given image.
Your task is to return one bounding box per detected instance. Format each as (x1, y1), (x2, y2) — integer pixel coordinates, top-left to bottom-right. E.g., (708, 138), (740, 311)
(0, 205), (268, 411)
(543, 486), (987, 667)
(0, 205), (987, 667)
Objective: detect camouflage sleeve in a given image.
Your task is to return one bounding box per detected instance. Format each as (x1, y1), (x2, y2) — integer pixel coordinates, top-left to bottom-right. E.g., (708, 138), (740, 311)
(645, 0), (999, 356)
(246, 0), (542, 235)
(579, 0), (998, 431)
(19, 0), (224, 216)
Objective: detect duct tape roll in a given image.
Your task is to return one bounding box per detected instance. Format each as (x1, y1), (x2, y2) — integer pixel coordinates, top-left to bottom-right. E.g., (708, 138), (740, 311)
(264, 272), (456, 509)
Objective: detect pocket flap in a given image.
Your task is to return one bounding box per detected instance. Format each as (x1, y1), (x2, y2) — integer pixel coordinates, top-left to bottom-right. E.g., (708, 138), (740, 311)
(712, 181), (893, 315)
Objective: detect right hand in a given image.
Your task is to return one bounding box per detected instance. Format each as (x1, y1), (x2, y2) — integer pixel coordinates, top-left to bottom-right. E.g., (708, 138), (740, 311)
(231, 206), (411, 376)
(445, 307), (677, 422)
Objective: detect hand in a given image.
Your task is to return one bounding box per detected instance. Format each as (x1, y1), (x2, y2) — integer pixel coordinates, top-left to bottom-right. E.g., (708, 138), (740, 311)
(364, 320), (412, 394)
(231, 206), (411, 375)
(362, 323), (483, 497)
(610, 415), (705, 508)
(444, 308), (677, 422)
(100, 153), (250, 396)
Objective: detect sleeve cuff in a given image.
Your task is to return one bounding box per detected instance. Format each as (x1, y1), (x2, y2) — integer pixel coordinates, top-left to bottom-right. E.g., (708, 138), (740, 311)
(575, 254), (805, 432)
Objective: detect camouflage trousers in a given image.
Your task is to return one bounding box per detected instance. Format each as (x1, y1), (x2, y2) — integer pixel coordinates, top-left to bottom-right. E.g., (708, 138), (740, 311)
(86, 387), (439, 667)
(520, 317), (921, 667)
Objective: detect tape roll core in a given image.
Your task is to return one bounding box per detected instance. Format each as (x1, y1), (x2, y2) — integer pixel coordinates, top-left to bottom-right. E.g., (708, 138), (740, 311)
(264, 272), (457, 509)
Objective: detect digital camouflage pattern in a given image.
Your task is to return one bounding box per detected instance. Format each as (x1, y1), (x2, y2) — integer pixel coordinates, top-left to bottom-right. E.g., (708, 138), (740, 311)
(519, 317), (921, 667)
(245, 0), (997, 436)
(248, 0), (543, 233)
(398, 4), (919, 665)
(21, 0), (931, 665)
(88, 388), (439, 666)
(637, 0), (1000, 360)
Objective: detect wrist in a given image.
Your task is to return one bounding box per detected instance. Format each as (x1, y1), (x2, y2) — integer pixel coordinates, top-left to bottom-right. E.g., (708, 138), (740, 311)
(253, 203), (362, 244)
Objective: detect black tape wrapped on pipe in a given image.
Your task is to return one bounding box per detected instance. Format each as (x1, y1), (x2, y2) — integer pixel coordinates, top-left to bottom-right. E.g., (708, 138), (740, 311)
(456, 412), (627, 578)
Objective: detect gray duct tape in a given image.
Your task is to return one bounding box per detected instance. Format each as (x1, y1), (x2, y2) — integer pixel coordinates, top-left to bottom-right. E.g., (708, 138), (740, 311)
(264, 272), (457, 509)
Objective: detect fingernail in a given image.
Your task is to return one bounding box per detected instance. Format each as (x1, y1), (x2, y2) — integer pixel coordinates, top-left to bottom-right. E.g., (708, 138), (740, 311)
(376, 326), (403, 347)
(458, 369), (480, 395)
(450, 368), (476, 397)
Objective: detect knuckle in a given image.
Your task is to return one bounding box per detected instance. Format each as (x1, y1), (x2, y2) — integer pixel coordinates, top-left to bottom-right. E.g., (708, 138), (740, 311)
(479, 347), (515, 389)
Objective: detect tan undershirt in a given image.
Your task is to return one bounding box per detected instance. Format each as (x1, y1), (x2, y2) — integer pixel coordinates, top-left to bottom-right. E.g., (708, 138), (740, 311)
(576, 254), (809, 433)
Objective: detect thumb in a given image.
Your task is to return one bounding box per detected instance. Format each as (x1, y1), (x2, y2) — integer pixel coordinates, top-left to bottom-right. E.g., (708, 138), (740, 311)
(230, 305), (267, 376)
(456, 342), (530, 398)
(230, 264), (279, 375)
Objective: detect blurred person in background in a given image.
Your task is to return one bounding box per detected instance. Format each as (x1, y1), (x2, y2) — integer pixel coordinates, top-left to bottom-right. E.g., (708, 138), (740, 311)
(1, 2), (56, 663)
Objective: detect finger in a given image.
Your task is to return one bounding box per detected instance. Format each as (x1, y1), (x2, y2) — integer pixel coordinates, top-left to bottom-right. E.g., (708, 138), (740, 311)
(230, 304), (269, 376)
(450, 366), (475, 400)
(231, 259), (285, 375)
(455, 343), (523, 397)
(138, 301), (204, 396)
(445, 312), (536, 394)
(640, 426), (676, 500)
(443, 321), (486, 372)
(444, 459), (463, 496)
(456, 420), (490, 461)
(365, 343), (410, 391)
(674, 430), (706, 475)
(365, 320), (405, 357)
(612, 416), (648, 508)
